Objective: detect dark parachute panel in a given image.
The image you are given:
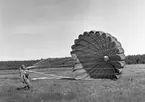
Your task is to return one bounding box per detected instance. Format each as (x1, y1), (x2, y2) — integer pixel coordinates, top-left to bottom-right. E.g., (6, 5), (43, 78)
(71, 31), (126, 80)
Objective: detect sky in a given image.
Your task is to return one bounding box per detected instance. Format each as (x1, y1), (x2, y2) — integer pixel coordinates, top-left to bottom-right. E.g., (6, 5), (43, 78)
(0, 0), (145, 61)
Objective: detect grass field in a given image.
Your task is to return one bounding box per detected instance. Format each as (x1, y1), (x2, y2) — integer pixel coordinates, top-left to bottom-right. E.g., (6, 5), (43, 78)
(1, 64), (145, 102)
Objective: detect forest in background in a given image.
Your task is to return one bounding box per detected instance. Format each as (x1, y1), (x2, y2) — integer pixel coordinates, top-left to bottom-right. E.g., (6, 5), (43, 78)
(0, 54), (145, 70)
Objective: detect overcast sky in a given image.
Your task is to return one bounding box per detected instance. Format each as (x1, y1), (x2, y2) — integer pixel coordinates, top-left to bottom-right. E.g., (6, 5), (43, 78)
(0, 0), (145, 61)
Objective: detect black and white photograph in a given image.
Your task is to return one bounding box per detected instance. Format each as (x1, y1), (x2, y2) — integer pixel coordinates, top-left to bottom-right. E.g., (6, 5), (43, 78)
(0, 0), (145, 102)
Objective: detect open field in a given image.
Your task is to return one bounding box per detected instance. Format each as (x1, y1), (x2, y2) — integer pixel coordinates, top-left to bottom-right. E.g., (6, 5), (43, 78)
(1, 64), (145, 102)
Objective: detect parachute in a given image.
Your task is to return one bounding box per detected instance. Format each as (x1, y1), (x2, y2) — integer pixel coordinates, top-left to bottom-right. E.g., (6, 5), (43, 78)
(71, 31), (126, 80)
(26, 30), (126, 80)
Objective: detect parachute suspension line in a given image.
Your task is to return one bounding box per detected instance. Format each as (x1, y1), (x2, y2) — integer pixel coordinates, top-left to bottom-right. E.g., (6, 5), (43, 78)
(26, 70), (56, 77)
(26, 69), (75, 80)
(33, 59), (47, 66)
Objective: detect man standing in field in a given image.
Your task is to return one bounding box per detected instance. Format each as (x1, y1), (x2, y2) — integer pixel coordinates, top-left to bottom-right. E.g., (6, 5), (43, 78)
(18, 64), (31, 90)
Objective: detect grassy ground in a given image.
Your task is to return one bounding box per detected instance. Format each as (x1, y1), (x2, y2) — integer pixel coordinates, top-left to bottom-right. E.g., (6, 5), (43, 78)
(0, 64), (145, 102)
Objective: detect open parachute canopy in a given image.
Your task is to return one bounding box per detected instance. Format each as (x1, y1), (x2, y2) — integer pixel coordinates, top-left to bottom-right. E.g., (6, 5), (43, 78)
(26, 30), (126, 80)
(71, 30), (126, 80)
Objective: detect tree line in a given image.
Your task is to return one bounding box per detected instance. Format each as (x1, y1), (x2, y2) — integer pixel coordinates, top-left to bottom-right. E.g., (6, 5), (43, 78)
(0, 60), (40, 70)
(125, 54), (145, 64)
(0, 54), (145, 70)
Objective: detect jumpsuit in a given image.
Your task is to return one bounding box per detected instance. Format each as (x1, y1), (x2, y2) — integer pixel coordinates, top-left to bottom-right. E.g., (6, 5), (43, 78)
(19, 68), (31, 89)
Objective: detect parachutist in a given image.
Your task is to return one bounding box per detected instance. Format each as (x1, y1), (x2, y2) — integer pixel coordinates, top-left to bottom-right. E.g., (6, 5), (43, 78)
(19, 65), (31, 90)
